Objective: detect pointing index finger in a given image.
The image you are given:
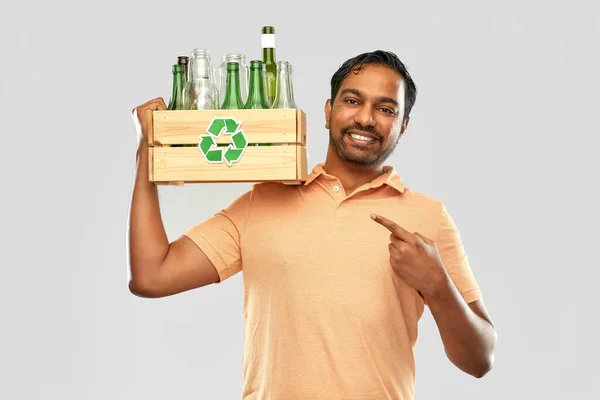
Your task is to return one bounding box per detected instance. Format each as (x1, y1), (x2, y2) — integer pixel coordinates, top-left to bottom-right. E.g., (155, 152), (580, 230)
(371, 214), (412, 242)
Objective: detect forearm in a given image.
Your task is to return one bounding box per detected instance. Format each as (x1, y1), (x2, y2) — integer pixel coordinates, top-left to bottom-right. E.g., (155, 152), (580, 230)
(128, 140), (170, 286)
(425, 274), (497, 378)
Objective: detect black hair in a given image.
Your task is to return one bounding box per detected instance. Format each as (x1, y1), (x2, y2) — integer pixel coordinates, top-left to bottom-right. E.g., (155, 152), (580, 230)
(330, 50), (417, 123)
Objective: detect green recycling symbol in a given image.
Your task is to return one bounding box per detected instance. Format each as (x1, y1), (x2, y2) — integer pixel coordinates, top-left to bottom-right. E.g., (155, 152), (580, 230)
(198, 117), (248, 166)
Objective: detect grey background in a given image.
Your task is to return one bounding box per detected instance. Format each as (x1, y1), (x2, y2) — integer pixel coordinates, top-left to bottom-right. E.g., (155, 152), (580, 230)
(1, 0), (598, 398)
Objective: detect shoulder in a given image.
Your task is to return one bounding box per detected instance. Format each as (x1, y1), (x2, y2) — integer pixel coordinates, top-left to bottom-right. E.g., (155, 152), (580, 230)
(400, 187), (445, 214)
(251, 181), (301, 198)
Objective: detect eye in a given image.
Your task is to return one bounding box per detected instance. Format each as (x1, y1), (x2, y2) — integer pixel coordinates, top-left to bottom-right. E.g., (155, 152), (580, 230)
(344, 98), (359, 105)
(379, 108), (396, 114)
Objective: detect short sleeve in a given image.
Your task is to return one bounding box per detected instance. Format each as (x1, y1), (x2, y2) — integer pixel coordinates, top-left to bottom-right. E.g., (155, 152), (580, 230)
(183, 188), (253, 283)
(434, 202), (482, 304)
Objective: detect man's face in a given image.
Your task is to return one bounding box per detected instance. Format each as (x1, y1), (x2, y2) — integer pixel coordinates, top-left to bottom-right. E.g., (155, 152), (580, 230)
(325, 64), (409, 168)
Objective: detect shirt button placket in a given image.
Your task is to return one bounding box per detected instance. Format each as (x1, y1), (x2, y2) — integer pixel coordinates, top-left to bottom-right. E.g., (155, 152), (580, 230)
(332, 185), (346, 215)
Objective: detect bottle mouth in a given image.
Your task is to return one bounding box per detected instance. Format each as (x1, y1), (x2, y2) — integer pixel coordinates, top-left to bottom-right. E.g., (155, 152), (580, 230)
(262, 26), (275, 34)
(250, 60), (263, 68)
(276, 61), (291, 71)
(191, 48), (212, 58)
(223, 53), (246, 61)
(227, 62), (240, 71)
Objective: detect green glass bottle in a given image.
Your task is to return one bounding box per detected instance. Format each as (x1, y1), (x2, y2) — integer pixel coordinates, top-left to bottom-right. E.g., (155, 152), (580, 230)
(245, 61), (270, 109)
(245, 60), (271, 147)
(261, 26), (277, 106)
(220, 62), (245, 109)
(168, 64), (185, 110)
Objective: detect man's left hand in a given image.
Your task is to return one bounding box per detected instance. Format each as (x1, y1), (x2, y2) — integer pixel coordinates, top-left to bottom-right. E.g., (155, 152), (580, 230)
(371, 213), (448, 298)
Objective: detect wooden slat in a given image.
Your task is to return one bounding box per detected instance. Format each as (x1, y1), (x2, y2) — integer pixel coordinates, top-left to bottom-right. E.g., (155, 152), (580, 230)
(146, 109), (154, 145)
(151, 145), (300, 182)
(299, 146), (308, 180)
(297, 109), (307, 146)
(152, 109), (299, 145)
(148, 147), (154, 181)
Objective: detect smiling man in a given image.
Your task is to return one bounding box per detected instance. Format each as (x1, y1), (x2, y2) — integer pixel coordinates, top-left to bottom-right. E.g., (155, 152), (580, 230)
(129, 50), (497, 400)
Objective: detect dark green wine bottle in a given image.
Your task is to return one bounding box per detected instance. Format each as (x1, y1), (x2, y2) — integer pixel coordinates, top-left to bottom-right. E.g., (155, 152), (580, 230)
(168, 64), (185, 110)
(261, 26), (276, 106)
(220, 62), (245, 109)
(177, 56), (189, 83)
(245, 61), (270, 109)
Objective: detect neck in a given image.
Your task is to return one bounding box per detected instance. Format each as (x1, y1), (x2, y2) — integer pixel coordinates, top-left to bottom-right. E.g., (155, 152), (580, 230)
(323, 149), (385, 194)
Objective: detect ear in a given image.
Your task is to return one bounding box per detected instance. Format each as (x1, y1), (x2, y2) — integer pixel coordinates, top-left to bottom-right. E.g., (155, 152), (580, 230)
(399, 117), (410, 136)
(324, 99), (332, 129)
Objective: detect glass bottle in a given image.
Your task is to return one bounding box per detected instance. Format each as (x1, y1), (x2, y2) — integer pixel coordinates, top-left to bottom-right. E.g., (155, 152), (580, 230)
(261, 26), (277, 106)
(244, 61), (270, 109)
(272, 61), (297, 109)
(177, 56), (189, 83)
(220, 62), (245, 109)
(167, 64), (185, 110)
(183, 48), (217, 110)
(218, 53), (249, 106)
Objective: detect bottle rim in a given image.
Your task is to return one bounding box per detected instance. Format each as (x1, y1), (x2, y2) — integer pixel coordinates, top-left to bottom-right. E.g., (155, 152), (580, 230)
(276, 61), (292, 71)
(223, 53), (246, 61)
(191, 48), (212, 58)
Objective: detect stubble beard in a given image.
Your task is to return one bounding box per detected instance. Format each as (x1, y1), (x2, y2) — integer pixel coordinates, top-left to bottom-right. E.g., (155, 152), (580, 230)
(328, 128), (400, 167)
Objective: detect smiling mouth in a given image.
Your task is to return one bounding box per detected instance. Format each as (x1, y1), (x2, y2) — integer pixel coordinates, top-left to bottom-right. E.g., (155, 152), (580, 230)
(347, 132), (378, 145)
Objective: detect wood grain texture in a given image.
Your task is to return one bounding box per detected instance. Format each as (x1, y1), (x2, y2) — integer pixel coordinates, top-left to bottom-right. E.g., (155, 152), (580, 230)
(148, 147), (154, 181)
(152, 109), (300, 145)
(152, 145), (302, 182)
(297, 109), (307, 146)
(149, 109), (308, 184)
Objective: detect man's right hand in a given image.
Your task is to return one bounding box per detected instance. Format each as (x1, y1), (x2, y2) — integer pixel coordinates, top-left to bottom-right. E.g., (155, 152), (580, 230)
(132, 97), (167, 150)
(128, 96), (221, 298)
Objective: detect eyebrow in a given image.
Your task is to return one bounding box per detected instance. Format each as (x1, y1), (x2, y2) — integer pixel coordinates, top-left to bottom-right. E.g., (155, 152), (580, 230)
(339, 88), (399, 108)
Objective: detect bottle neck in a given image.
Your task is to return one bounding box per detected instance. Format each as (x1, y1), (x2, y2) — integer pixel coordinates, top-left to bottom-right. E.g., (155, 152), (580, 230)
(273, 66), (296, 108)
(276, 69), (289, 91)
(169, 68), (186, 110)
(189, 57), (212, 80)
(246, 68), (269, 108)
(222, 69), (244, 108)
(262, 47), (275, 64)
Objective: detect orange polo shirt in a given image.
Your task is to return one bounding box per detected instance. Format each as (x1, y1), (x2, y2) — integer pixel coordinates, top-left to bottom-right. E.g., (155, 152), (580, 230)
(184, 162), (482, 400)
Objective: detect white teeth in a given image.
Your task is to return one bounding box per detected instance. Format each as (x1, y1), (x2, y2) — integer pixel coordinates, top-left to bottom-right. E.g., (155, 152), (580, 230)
(350, 133), (375, 142)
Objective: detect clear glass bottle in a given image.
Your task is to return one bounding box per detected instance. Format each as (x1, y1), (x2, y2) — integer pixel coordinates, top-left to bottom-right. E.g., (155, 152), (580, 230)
(272, 61), (297, 109)
(220, 62), (245, 110)
(183, 48), (217, 110)
(218, 53), (248, 107)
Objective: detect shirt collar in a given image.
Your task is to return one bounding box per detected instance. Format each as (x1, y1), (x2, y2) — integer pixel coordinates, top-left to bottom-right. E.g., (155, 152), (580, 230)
(302, 163), (405, 194)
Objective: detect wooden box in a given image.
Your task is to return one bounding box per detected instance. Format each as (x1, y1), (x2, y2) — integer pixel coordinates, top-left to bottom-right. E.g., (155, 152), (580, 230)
(148, 109), (308, 185)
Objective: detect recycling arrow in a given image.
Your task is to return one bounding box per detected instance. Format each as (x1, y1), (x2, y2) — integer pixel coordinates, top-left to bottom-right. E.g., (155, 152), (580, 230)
(198, 117), (248, 166)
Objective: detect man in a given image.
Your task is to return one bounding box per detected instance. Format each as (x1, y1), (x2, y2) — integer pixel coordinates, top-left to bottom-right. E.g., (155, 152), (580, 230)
(128, 50), (497, 399)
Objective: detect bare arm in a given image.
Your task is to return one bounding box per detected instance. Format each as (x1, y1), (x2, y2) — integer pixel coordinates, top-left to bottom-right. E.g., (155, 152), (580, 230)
(127, 98), (219, 298)
(425, 280), (497, 378)
(371, 213), (497, 378)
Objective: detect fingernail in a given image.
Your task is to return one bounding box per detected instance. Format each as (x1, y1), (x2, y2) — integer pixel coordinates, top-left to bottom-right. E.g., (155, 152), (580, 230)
(371, 214), (376, 220)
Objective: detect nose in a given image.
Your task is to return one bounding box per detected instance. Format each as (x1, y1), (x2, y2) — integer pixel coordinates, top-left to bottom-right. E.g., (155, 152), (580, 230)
(354, 105), (375, 128)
